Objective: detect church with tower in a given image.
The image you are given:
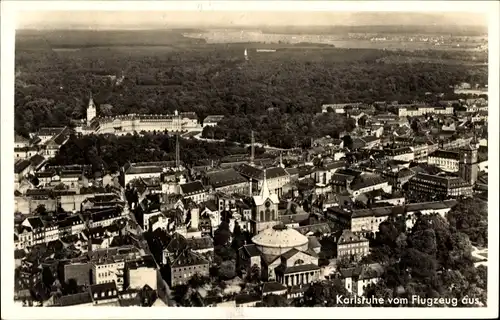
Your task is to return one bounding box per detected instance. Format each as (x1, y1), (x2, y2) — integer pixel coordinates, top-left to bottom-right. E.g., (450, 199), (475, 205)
(249, 169), (280, 235)
(238, 168), (322, 287)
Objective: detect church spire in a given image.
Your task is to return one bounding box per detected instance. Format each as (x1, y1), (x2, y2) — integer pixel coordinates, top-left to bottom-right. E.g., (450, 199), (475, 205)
(88, 91), (95, 108)
(260, 169), (270, 200)
(86, 91), (97, 125)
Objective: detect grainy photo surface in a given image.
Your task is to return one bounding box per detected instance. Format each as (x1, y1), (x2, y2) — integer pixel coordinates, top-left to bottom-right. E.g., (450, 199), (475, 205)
(2, 1), (498, 318)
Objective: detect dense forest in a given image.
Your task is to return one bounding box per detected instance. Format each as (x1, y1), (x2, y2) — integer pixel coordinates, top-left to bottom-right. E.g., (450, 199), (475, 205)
(202, 111), (357, 148)
(14, 33), (487, 138)
(47, 133), (249, 173)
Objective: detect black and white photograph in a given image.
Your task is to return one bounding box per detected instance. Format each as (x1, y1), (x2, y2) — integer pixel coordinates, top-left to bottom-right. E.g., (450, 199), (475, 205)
(1, 1), (498, 319)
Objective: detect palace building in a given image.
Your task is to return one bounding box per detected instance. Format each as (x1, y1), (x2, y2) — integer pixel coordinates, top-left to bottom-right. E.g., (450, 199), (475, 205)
(76, 94), (202, 135)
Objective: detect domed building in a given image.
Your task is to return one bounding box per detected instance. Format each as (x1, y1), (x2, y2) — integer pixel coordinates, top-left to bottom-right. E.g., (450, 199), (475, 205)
(252, 224), (309, 256)
(238, 173), (322, 288)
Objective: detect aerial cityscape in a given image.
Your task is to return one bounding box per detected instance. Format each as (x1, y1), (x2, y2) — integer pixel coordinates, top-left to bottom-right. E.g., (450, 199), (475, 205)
(9, 8), (491, 312)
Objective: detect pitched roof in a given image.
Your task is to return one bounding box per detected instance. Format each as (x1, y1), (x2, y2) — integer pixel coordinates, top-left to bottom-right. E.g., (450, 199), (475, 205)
(27, 217), (45, 229)
(349, 173), (387, 191)
(38, 127), (65, 137)
(56, 292), (93, 306)
(166, 233), (188, 253)
(206, 168), (247, 188)
(201, 200), (218, 212)
(170, 249), (208, 268)
(180, 181), (205, 195)
(275, 263), (320, 275)
(15, 134), (30, 143)
(90, 206), (122, 223)
(338, 229), (368, 244)
(242, 244), (260, 257)
(14, 160), (31, 174)
(280, 213), (310, 225)
(89, 282), (118, 301)
(280, 248), (301, 260)
(29, 154), (46, 168)
(124, 161), (180, 175)
(429, 149), (460, 160)
(262, 281), (287, 294)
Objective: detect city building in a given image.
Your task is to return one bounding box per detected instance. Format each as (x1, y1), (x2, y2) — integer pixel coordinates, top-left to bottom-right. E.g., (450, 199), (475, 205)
(202, 115), (225, 127)
(384, 147), (414, 162)
(335, 230), (369, 260)
(167, 249), (209, 287)
(179, 181), (207, 204)
(340, 263), (384, 297)
(397, 105), (453, 117)
(122, 161), (182, 187)
(92, 257), (125, 291)
(236, 164), (290, 198)
(408, 173), (473, 198)
(79, 97), (202, 135)
(203, 168), (249, 195)
(428, 150), (460, 172)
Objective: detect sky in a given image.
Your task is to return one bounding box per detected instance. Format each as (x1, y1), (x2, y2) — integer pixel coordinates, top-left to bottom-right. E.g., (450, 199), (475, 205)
(17, 11), (488, 30)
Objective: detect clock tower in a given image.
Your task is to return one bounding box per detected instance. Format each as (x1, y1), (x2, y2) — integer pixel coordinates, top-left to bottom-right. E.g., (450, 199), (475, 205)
(459, 140), (479, 185)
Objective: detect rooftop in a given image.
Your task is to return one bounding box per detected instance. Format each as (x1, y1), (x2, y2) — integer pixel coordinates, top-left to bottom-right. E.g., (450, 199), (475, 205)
(252, 225), (308, 249)
(180, 181), (205, 195)
(206, 168), (247, 188)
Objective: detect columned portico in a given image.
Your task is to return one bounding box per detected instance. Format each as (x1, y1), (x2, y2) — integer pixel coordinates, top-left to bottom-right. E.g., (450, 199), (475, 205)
(279, 269), (320, 287)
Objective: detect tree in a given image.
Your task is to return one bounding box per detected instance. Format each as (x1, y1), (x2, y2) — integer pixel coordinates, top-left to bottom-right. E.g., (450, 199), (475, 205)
(188, 273), (210, 289)
(214, 222), (231, 247)
(447, 198), (488, 247)
(364, 280), (396, 307)
(336, 255), (355, 269)
(399, 248), (437, 284)
(408, 229), (437, 256)
(342, 135), (353, 150)
(246, 264), (261, 283)
(231, 222), (245, 251)
(219, 260), (236, 280)
(53, 183), (67, 190)
(297, 280), (356, 307)
(64, 279), (79, 295)
(35, 204), (47, 216)
(41, 266), (55, 290)
(259, 294), (289, 307)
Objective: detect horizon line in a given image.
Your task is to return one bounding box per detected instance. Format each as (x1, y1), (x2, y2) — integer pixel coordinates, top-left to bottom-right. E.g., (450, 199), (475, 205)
(16, 24), (489, 31)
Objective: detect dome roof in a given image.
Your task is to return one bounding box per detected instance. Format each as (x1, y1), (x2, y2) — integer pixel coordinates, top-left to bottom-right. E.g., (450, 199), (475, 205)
(252, 225), (308, 249)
